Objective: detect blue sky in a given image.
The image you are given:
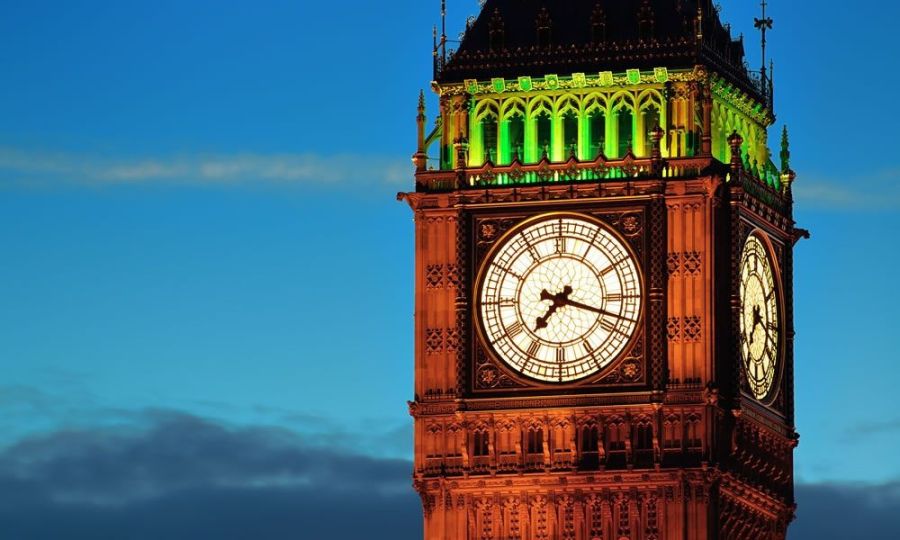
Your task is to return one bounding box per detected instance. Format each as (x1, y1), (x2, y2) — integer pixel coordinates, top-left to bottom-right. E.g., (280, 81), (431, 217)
(1, 1), (899, 537)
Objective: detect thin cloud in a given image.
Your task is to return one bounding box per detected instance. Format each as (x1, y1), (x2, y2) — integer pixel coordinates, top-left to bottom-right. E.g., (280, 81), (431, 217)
(845, 418), (900, 438)
(0, 147), (412, 187)
(795, 169), (900, 211)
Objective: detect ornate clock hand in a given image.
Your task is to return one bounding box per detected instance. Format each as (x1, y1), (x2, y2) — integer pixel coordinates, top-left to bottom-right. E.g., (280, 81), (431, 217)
(535, 286), (573, 331)
(749, 304), (764, 345)
(560, 297), (634, 322)
(535, 305), (557, 331)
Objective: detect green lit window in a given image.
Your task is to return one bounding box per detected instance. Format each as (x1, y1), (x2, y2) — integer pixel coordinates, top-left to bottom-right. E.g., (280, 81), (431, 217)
(617, 109), (634, 158)
(508, 114), (525, 162)
(536, 112), (552, 160)
(589, 111), (606, 158)
(481, 116), (498, 164)
(642, 106), (660, 156)
(563, 111), (579, 157)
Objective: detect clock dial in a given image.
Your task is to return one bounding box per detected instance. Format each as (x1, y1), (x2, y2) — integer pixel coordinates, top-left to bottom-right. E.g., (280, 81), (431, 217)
(477, 215), (642, 383)
(739, 234), (780, 400)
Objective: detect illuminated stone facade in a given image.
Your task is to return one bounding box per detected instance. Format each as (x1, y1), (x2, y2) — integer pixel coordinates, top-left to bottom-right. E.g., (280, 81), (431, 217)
(401, 1), (803, 538)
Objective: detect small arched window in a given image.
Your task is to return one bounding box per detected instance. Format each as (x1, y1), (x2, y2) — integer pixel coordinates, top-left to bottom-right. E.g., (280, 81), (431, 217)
(527, 427), (544, 454)
(686, 417), (702, 450)
(497, 425), (514, 454)
(636, 422), (653, 451)
(664, 417), (682, 449)
(581, 425), (599, 453)
(473, 430), (490, 457)
(607, 422), (626, 452)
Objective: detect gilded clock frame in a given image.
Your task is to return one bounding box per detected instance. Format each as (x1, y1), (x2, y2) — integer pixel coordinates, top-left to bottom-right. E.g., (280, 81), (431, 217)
(463, 202), (663, 398)
(474, 211), (646, 385)
(739, 228), (786, 407)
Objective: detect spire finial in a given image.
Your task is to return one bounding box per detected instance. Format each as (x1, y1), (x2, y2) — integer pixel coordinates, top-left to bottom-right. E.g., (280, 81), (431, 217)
(754, 0), (774, 103)
(769, 59), (776, 108)
(414, 90), (428, 171)
(440, 0), (447, 64)
(780, 125), (791, 173)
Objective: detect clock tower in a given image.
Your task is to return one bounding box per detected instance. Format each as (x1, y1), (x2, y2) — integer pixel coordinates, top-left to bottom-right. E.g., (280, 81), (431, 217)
(400, 1), (804, 538)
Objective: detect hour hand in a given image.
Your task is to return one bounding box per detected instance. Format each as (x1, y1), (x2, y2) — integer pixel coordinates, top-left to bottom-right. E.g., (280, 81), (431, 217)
(536, 304), (557, 331)
(535, 286), (573, 331)
(749, 305), (763, 344)
(536, 302), (558, 331)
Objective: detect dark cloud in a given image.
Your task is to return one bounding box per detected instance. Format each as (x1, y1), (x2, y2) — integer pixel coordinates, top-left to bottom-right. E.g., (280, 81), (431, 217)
(792, 482), (900, 539)
(2, 409), (897, 539)
(0, 410), (420, 539)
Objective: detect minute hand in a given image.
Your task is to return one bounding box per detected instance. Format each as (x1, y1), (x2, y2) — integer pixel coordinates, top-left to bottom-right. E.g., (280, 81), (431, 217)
(562, 298), (633, 321)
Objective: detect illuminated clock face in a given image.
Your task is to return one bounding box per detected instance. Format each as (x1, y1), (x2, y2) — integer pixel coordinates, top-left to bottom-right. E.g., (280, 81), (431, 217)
(739, 235), (780, 400)
(477, 215), (642, 383)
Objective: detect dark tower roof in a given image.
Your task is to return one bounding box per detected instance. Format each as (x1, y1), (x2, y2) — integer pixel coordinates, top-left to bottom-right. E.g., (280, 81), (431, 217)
(437, 0), (761, 101)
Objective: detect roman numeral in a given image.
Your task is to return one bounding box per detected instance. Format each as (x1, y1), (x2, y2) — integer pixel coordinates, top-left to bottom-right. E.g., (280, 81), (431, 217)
(599, 316), (617, 333)
(606, 293), (623, 302)
(527, 340), (541, 358)
(599, 264), (617, 277)
(507, 322), (524, 338)
(599, 257), (627, 278)
(555, 237), (567, 253)
(519, 233), (540, 260)
(495, 265), (522, 280)
(583, 340), (594, 354)
(556, 348), (566, 363)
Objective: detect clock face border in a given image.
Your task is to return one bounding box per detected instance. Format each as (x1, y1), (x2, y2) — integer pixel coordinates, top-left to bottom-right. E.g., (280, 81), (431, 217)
(738, 230), (785, 405)
(471, 210), (648, 390)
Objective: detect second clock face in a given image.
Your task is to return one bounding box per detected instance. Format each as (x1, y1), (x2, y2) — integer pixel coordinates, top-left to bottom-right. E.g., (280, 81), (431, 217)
(477, 214), (643, 383)
(739, 234), (780, 400)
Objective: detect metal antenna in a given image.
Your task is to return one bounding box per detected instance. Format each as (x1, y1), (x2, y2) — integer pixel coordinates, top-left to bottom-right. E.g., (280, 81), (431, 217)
(754, 0), (774, 102)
